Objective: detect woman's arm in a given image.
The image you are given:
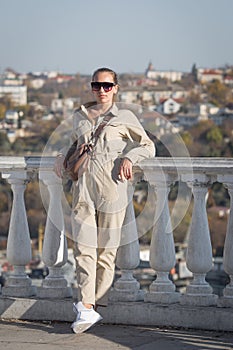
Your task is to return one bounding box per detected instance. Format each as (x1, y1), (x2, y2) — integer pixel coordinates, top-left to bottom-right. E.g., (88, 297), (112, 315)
(123, 111), (156, 164)
(118, 110), (155, 181)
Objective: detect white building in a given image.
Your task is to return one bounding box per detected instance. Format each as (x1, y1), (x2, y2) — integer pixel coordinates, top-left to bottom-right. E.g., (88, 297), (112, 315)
(5, 110), (19, 128)
(197, 68), (223, 83)
(156, 97), (181, 115)
(118, 90), (139, 104)
(30, 78), (45, 89)
(0, 85), (27, 105)
(119, 86), (187, 106)
(51, 98), (74, 114)
(145, 62), (183, 82)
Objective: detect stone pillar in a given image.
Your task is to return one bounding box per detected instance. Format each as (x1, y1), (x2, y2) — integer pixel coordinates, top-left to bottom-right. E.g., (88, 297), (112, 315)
(37, 171), (72, 298)
(218, 176), (233, 307)
(1, 171), (36, 297)
(110, 202), (144, 301)
(181, 174), (218, 306)
(144, 175), (180, 304)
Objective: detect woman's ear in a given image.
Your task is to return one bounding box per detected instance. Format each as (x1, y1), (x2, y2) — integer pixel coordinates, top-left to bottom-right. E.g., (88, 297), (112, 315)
(113, 84), (118, 94)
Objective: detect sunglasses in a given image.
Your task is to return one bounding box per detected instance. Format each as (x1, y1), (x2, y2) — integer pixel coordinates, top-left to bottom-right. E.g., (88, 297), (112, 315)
(91, 81), (116, 92)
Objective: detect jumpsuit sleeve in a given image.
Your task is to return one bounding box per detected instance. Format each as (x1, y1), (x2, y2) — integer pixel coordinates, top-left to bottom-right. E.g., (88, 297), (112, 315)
(123, 111), (156, 165)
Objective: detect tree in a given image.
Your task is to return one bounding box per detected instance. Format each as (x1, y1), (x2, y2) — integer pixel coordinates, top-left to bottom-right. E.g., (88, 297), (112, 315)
(0, 103), (6, 120)
(181, 131), (193, 147)
(0, 95), (15, 110)
(191, 63), (198, 83)
(206, 80), (231, 107)
(0, 132), (11, 154)
(206, 126), (223, 145)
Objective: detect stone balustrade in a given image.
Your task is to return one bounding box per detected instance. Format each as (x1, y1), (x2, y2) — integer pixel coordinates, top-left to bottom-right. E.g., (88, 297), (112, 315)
(0, 156), (233, 331)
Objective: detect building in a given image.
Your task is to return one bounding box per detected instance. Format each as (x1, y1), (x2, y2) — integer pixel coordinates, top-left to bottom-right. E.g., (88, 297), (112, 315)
(0, 84), (27, 105)
(197, 68), (223, 83)
(118, 85), (187, 107)
(0, 69), (27, 105)
(209, 108), (233, 126)
(156, 97), (181, 115)
(176, 113), (200, 128)
(145, 61), (183, 82)
(5, 110), (19, 128)
(51, 98), (74, 114)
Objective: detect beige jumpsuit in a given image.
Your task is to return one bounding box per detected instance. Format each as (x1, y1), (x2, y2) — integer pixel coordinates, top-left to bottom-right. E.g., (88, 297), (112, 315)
(69, 103), (155, 305)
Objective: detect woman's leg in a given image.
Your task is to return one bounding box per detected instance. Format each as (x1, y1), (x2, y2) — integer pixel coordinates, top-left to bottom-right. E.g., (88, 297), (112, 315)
(72, 201), (98, 306)
(95, 247), (118, 306)
(74, 243), (97, 306)
(95, 209), (126, 305)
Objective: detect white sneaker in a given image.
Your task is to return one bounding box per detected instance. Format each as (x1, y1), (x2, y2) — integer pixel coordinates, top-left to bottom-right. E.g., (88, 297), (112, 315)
(71, 301), (103, 334)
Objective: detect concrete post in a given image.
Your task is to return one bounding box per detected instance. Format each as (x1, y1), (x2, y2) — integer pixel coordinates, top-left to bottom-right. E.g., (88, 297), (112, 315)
(37, 171), (72, 298)
(1, 171), (36, 297)
(181, 174), (218, 306)
(144, 175), (180, 304)
(217, 176), (233, 307)
(110, 201), (144, 301)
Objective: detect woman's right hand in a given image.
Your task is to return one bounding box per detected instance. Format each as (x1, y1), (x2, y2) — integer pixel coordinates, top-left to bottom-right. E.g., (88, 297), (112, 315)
(54, 155), (65, 178)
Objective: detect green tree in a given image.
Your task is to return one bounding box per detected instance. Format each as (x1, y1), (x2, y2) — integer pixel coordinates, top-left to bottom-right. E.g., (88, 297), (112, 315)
(206, 80), (230, 107)
(0, 132), (11, 154)
(181, 131), (193, 146)
(206, 126), (223, 145)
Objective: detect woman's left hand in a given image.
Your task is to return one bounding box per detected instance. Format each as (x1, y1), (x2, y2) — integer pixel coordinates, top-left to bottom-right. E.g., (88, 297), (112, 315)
(119, 158), (133, 181)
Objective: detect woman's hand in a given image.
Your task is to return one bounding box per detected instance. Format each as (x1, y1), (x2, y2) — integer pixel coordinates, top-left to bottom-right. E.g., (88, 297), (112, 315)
(54, 155), (65, 178)
(119, 157), (133, 181)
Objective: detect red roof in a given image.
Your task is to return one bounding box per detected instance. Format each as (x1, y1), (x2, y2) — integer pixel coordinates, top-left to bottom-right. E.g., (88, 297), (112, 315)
(224, 76), (233, 80)
(202, 69), (222, 75)
(159, 97), (184, 104)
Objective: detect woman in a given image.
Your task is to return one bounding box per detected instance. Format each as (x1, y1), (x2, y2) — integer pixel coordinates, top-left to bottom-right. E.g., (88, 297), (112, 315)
(54, 67), (155, 333)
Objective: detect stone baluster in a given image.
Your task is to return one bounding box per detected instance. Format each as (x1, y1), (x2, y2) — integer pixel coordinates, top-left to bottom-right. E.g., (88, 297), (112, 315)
(37, 171), (72, 298)
(144, 174), (180, 304)
(181, 174), (218, 306)
(1, 171), (36, 297)
(217, 176), (233, 307)
(110, 202), (144, 301)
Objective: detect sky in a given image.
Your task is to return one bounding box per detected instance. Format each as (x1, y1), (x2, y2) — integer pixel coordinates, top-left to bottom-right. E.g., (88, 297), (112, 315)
(0, 0), (233, 75)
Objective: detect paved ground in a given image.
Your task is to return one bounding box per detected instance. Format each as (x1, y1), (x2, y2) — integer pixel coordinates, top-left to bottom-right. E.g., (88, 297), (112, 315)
(0, 319), (233, 350)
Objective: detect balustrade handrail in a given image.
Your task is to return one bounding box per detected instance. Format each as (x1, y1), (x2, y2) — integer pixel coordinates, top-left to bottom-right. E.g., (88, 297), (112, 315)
(0, 155), (233, 174)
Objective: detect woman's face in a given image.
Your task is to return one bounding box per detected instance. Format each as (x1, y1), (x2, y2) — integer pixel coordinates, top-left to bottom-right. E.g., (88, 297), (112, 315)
(92, 72), (118, 105)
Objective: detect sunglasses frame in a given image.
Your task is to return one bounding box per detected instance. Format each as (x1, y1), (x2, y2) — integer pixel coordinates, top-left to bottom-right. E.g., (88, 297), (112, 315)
(91, 81), (116, 92)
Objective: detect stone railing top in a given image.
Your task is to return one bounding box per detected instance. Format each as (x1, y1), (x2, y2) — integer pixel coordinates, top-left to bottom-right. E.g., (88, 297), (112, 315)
(0, 156), (233, 175)
(0, 156), (54, 171)
(140, 157), (233, 175)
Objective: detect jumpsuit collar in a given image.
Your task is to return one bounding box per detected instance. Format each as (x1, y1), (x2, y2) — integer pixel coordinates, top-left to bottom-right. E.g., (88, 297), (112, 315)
(80, 102), (118, 120)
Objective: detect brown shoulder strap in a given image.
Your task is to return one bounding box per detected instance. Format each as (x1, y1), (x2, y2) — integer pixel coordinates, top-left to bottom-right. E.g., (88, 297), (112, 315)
(92, 115), (113, 142)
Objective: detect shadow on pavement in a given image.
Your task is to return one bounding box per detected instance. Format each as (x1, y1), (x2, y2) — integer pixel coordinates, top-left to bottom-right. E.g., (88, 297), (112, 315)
(0, 319), (233, 350)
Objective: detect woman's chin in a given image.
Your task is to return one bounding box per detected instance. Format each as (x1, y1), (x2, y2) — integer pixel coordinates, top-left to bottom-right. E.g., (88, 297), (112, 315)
(98, 98), (109, 104)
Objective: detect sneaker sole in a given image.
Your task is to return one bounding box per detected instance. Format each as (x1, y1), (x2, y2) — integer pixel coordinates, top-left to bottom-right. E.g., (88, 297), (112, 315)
(72, 316), (103, 334)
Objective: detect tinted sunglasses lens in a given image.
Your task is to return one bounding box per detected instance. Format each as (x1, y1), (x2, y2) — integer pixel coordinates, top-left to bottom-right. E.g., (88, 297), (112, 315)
(91, 82), (114, 92)
(91, 82), (100, 91)
(102, 83), (114, 92)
